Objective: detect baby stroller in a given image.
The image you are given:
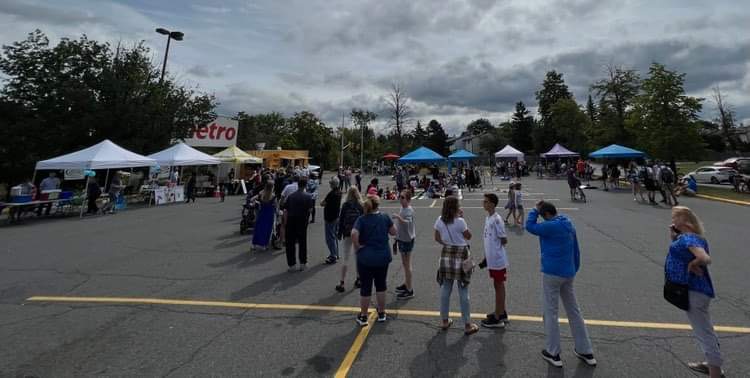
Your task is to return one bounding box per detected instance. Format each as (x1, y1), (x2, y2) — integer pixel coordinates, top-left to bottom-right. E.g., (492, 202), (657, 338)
(239, 197), (258, 235)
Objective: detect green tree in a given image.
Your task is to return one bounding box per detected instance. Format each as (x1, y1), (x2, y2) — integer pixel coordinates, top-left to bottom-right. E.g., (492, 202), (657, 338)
(548, 99), (590, 154)
(0, 30), (216, 184)
(236, 112), (289, 150)
(425, 119), (450, 156)
(585, 94), (597, 124)
(510, 102), (535, 153)
(411, 120), (428, 148)
(626, 63), (703, 160)
(591, 65), (640, 145)
(534, 70), (573, 153)
(480, 121), (511, 155)
(287, 111), (337, 168)
(466, 118), (494, 135)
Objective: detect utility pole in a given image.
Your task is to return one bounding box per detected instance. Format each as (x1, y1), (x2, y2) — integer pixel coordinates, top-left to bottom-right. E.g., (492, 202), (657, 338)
(360, 119), (364, 173)
(340, 113), (345, 168)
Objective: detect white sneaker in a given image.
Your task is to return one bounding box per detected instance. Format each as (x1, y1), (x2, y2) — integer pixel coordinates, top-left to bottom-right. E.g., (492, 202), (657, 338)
(288, 265), (297, 272)
(574, 350), (597, 366)
(298, 263), (307, 271)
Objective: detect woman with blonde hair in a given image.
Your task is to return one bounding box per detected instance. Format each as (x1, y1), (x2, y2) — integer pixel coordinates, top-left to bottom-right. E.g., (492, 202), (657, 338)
(665, 206), (723, 377)
(351, 195), (397, 325)
(336, 186), (364, 292)
(434, 196), (478, 335)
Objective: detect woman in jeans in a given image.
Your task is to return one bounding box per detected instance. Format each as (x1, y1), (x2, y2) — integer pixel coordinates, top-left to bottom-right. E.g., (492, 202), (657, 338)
(666, 206), (723, 377)
(351, 195), (397, 326)
(434, 196), (478, 335)
(336, 186), (364, 292)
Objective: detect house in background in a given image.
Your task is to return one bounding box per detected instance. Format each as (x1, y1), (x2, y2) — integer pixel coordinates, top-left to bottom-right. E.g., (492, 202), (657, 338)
(448, 131), (487, 155)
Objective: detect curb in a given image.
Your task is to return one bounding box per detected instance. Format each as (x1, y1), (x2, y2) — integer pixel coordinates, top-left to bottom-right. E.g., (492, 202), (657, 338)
(695, 194), (750, 206)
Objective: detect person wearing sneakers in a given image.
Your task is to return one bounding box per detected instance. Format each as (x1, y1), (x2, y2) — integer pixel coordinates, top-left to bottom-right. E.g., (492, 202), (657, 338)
(336, 186), (364, 292)
(393, 189), (416, 300)
(526, 201), (596, 368)
(434, 196), (479, 335)
(479, 193), (510, 328)
(321, 177), (342, 264)
(514, 183), (524, 225)
(351, 196), (397, 326)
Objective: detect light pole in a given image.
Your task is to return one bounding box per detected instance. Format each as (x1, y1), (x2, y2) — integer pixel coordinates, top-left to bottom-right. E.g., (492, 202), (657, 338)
(155, 28), (184, 83)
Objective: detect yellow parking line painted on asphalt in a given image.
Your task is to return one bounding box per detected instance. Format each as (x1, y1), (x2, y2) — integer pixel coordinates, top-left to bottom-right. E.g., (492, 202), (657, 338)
(25, 296), (750, 333)
(334, 312), (377, 378)
(695, 194), (750, 206)
(430, 200), (437, 208)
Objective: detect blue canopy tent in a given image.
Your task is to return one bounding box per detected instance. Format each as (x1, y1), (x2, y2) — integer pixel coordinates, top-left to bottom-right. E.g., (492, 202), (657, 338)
(447, 149), (478, 172)
(589, 144), (646, 159)
(398, 146), (447, 164)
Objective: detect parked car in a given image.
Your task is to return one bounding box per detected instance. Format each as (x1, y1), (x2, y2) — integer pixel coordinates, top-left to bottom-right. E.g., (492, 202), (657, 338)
(686, 166), (737, 184)
(714, 157), (750, 174)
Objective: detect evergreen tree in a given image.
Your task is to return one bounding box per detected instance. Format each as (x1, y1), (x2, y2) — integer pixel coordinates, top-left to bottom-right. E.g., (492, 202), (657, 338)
(510, 101), (535, 153)
(534, 70), (573, 153)
(425, 119), (450, 156)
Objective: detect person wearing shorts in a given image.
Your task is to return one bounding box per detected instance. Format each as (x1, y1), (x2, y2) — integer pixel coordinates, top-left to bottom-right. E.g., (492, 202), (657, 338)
(392, 190), (416, 300)
(480, 193), (510, 328)
(336, 186), (364, 292)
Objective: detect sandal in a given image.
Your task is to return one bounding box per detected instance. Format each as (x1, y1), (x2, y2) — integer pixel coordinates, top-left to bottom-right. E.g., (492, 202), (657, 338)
(464, 323), (479, 335)
(440, 319), (453, 330)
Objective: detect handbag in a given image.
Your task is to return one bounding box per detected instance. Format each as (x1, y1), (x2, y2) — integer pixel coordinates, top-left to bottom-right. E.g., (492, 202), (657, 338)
(663, 274), (689, 311)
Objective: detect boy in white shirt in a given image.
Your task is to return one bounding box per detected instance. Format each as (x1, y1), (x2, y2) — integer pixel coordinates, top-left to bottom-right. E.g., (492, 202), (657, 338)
(480, 193), (510, 328)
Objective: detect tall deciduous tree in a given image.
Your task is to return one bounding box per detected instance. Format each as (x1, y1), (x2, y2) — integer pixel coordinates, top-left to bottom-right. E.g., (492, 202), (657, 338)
(466, 118), (494, 135)
(626, 63), (703, 160)
(548, 99), (590, 154)
(287, 111), (338, 169)
(236, 111), (289, 150)
(711, 86), (737, 151)
(385, 83), (411, 155)
(0, 30), (216, 185)
(350, 108), (377, 170)
(510, 102), (535, 153)
(591, 65), (640, 145)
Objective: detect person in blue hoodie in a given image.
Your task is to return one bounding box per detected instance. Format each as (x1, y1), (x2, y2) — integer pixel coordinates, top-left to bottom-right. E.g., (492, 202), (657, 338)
(526, 201), (596, 368)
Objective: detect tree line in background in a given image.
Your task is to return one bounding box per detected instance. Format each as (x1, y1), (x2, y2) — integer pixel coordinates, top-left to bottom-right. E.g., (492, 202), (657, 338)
(2, 31), (748, 185)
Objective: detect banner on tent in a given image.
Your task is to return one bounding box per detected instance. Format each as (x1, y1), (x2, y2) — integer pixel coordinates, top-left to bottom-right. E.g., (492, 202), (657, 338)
(64, 169), (85, 180)
(183, 116), (238, 148)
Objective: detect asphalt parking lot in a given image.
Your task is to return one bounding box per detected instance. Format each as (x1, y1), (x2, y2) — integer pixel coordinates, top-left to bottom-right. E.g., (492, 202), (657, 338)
(1, 175), (748, 377)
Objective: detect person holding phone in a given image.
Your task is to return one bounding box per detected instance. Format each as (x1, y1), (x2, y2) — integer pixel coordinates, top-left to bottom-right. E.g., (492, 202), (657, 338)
(666, 207), (723, 377)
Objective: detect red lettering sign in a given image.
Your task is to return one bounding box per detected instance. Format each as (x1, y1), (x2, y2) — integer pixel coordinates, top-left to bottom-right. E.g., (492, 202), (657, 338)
(195, 127), (208, 139)
(225, 127), (236, 140)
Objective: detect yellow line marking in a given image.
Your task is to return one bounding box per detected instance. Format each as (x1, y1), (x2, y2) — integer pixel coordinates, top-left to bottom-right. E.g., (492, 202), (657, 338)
(25, 296), (750, 333)
(430, 200), (437, 208)
(334, 312), (377, 378)
(695, 194), (750, 206)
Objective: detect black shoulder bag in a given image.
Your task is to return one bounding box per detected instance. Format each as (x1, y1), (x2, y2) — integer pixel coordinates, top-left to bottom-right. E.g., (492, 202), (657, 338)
(663, 272), (689, 311)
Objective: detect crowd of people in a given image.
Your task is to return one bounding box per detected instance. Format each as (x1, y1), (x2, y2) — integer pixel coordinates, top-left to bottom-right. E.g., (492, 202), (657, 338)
(238, 165), (723, 375)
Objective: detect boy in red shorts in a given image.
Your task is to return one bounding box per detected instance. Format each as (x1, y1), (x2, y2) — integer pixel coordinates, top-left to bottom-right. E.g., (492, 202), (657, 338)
(480, 193), (510, 328)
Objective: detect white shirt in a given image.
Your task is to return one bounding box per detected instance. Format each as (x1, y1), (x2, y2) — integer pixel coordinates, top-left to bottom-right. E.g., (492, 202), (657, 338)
(515, 191), (523, 208)
(483, 213), (508, 270)
(434, 216), (468, 246)
(281, 182), (298, 201)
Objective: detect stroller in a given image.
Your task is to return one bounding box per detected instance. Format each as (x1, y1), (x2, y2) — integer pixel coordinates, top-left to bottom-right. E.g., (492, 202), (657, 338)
(239, 195), (258, 235)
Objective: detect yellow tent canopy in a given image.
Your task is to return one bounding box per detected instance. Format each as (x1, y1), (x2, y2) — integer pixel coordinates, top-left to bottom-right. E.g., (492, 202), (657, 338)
(212, 146), (263, 164)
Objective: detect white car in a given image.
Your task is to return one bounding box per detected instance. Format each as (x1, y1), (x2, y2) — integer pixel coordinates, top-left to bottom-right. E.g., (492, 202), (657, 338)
(686, 166), (737, 184)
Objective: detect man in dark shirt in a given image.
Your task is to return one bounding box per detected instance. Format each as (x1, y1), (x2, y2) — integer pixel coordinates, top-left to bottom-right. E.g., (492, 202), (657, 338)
(321, 177), (342, 264)
(284, 177), (314, 272)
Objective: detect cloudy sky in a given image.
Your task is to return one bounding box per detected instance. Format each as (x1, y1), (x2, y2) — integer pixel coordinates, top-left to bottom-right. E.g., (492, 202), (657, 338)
(1, 0), (748, 135)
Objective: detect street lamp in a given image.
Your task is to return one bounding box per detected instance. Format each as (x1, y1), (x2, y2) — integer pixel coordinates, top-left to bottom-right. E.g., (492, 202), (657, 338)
(155, 28), (184, 83)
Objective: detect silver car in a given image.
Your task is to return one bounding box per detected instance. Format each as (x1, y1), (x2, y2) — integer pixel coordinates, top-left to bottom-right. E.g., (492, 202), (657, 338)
(686, 166), (737, 184)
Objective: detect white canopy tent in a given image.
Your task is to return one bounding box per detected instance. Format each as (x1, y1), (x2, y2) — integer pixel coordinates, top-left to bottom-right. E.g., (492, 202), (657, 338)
(147, 142), (221, 166)
(494, 145), (525, 161)
(36, 139), (156, 170)
(34, 140), (156, 217)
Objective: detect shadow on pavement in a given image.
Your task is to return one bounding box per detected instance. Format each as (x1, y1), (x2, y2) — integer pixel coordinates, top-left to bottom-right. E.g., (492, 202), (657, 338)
(282, 326), (359, 377)
(474, 329), (507, 377)
(229, 264), (327, 301)
(287, 288), (352, 327)
(409, 331), (469, 377)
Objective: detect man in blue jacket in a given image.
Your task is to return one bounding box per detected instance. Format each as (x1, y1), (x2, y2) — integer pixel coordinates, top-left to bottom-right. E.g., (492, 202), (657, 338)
(526, 200), (596, 368)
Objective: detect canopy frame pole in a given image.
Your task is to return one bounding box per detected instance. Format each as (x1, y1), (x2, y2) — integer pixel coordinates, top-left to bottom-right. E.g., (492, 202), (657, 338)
(31, 170), (37, 189)
(80, 175), (90, 219)
(104, 169), (111, 194)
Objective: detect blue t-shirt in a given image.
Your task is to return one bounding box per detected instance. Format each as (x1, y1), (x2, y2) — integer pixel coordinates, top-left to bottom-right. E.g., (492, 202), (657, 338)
(687, 177), (697, 192)
(665, 233), (714, 298)
(353, 212), (393, 267)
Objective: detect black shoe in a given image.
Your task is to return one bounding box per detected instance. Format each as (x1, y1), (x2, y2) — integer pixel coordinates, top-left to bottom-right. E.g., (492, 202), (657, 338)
(542, 350), (562, 367)
(481, 314), (505, 328)
(354, 278), (361, 288)
(498, 312), (509, 323)
(377, 312), (387, 322)
(395, 284), (407, 293)
(324, 256), (337, 265)
(574, 350), (597, 366)
(687, 361), (724, 377)
(356, 314), (369, 326)
(335, 282), (345, 293)
(396, 290), (414, 300)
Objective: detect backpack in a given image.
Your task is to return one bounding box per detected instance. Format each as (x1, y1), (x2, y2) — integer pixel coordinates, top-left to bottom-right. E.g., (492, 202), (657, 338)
(339, 201), (363, 237)
(661, 167), (674, 183)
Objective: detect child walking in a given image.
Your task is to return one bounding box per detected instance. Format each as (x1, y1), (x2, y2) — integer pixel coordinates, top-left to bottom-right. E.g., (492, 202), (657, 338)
(514, 183), (525, 225)
(504, 182), (516, 225)
(393, 190), (416, 299)
(480, 193), (510, 328)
